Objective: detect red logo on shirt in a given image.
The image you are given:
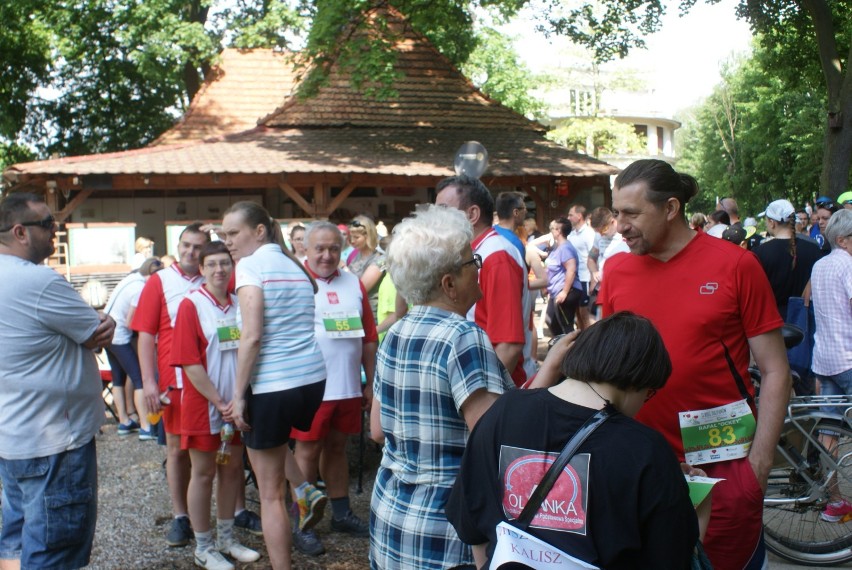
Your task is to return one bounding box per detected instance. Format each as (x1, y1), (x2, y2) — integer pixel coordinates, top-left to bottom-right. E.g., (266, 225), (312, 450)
(327, 292), (339, 304)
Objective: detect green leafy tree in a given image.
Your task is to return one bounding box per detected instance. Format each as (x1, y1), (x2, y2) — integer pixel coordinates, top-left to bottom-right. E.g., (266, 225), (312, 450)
(677, 43), (826, 215)
(0, 1), (52, 140)
(461, 27), (547, 121)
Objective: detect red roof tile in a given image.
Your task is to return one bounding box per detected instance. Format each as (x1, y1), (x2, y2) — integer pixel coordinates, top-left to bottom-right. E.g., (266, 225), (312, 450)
(7, 127), (615, 178)
(263, 6), (540, 131)
(154, 49), (299, 145)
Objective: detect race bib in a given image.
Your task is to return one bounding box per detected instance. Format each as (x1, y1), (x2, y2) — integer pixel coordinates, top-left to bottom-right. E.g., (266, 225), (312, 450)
(679, 399), (756, 465)
(216, 320), (240, 351)
(322, 311), (364, 339)
(490, 521), (599, 569)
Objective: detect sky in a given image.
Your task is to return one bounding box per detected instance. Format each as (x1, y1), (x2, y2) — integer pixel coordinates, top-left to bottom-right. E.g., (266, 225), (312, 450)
(505, 0), (754, 115)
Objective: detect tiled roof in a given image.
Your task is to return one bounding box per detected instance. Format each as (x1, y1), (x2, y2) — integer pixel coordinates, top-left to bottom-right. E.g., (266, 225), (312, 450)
(5, 5), (617, 182)
(7, 127), (615, 178)
(263, 6), (541, 131)
(153, 49), (299, 145)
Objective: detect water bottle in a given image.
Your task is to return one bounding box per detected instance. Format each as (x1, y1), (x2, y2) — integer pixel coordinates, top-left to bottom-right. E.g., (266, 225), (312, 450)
(216, 423), (235, 465)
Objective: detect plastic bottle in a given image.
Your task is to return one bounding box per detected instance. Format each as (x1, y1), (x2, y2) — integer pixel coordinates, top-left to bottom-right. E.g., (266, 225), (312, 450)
(146, 389), (172, 425)
(216, 423), (235, 465)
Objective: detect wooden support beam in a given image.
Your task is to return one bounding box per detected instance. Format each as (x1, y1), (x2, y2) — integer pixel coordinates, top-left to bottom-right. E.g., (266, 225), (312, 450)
(278, 182), (313, 217)
(55, 189), (94, 222)
(325, 181), (358, 216)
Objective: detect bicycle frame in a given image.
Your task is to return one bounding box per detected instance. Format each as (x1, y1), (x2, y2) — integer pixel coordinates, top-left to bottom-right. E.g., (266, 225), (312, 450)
(765, 395), (852, 506)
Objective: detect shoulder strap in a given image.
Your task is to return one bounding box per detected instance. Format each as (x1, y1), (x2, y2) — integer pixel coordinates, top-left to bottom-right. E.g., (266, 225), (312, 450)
(515, 405), (614, 531)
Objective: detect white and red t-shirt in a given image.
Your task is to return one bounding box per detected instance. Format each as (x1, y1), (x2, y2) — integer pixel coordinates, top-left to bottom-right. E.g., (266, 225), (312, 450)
(130, 263), (203, 390)
(599, 231), (782, 458)
(171, 286), (238, 435)
(308, 265), (378, 401)
(469, 227), (531, 387)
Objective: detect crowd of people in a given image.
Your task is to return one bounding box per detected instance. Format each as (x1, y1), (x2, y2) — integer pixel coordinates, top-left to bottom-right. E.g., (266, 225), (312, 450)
(0, 162), (850, 570)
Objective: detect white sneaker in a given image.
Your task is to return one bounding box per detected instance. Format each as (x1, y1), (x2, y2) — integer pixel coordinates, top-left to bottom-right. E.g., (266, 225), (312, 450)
(194, 548), (234, 570)
(218, 539), (260, 563)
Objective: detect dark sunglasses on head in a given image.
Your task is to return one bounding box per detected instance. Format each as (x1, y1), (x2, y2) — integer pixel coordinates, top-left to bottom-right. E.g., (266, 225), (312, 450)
(0, 216), (56, 233)
(349, 220), (364, 229)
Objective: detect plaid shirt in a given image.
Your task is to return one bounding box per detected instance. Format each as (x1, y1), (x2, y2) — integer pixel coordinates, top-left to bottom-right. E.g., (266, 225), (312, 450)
(370, 305), (513, 569)
(812, 249), (852, 376)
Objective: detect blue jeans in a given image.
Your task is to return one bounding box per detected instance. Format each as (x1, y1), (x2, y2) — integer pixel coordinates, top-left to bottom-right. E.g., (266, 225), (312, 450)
(0, 438), (98, 569)
(817, 368), (852, 415)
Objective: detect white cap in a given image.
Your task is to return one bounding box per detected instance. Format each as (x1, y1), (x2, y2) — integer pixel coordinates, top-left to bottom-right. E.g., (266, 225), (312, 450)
(758, 199), (795, 222)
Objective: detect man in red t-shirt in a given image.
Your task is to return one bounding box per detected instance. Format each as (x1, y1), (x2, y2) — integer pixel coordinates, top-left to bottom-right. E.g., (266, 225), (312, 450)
(131, 223), (208, 547)
(599, 159), (790, 570)
(435, 176), (529, 386)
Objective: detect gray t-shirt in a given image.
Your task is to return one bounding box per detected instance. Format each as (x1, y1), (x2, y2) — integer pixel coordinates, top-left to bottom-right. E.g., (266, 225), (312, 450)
(0, 254), (103, 459)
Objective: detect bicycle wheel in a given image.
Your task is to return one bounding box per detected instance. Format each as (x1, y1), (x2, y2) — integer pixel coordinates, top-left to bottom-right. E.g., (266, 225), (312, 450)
(764, 417), (852, 566)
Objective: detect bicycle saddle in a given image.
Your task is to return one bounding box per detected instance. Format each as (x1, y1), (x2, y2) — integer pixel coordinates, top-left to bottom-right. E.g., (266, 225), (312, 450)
(781, 323), (804, 349)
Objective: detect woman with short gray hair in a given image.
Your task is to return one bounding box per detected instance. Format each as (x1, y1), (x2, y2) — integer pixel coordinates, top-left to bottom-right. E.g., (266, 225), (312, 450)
(368, 204), (514, 569)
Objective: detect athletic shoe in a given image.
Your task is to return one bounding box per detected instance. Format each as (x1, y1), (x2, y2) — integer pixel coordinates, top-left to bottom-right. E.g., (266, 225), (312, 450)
(166, 516), (193, 547)
(138, 428), (156, 441)
(331, 510), (369, 537)
(297, 484), (327, 532)
(234, 509), (263, 536)
(820, 499), (852, 522)
(117, 420), (140, 435)
(194, 548), (234, 570)
(217, 538), (260, 563)
(292, 529), (325, 556)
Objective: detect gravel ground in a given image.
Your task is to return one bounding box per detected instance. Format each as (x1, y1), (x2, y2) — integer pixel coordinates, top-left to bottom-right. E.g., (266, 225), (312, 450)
(88, 421), (382, 569)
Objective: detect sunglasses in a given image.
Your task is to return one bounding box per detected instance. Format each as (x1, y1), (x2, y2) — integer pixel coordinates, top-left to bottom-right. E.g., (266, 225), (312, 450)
(349, 220), (365, 229)
(0, 215), (56, 233)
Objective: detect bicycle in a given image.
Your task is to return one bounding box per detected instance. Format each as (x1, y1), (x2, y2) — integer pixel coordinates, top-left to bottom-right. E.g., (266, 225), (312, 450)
(762, 394), (852, 566)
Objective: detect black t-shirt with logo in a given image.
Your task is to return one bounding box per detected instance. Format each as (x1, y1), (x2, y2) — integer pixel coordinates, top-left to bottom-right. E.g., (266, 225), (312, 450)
(446, 389), (697, 569)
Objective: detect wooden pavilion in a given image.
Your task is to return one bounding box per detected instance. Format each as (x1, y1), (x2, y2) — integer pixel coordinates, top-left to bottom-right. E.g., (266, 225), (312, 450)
(3, 6), (617, 253)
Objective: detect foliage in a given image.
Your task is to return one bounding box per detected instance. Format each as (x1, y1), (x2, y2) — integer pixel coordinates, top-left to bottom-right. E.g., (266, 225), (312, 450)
(0, 1), (52, 139)
(461, 27), (547, 121)
(547, 117), (646, 158)
(0, 142), (36, 174)
(677, 43), (826, 215)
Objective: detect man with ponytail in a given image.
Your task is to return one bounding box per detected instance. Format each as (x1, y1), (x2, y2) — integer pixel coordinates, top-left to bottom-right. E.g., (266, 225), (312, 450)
(600, 159), (791, 570)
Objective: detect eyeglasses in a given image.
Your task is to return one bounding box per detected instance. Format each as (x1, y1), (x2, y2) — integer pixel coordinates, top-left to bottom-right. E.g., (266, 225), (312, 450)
(460, 253), (482, 270)
(203, 260), (232, 270)
(0, 216), (56, 233)
(644, 388), (657, 403)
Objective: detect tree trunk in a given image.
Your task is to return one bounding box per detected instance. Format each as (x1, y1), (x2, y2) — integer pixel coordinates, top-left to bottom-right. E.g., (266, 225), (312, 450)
(821, 87), (852, 197)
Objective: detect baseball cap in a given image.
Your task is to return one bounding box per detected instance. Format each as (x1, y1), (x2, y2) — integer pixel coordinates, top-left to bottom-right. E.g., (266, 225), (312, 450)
(815, 196), (838, 212)
(743, 217), (757, 228)
(722, 225), (747, 245)
(838, 191), (852, 206)
(758, 199), (795, 222)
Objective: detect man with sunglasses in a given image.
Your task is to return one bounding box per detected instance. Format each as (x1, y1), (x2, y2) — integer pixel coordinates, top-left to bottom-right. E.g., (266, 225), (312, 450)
(0, 192), (116, 569)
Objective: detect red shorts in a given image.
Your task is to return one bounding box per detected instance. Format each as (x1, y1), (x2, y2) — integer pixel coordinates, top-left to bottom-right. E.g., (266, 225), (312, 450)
(703, 457), (765, 569)
(290, 398), (362, 441)
(162, 388), (183, 436)
(181, 431), (243, 452)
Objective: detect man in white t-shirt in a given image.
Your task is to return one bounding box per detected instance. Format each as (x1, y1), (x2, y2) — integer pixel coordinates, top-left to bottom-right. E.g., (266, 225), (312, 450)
(567, 204), (595, 328)
(290, 222), (378, 555)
